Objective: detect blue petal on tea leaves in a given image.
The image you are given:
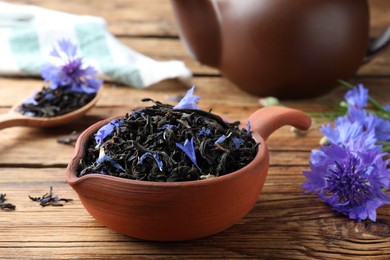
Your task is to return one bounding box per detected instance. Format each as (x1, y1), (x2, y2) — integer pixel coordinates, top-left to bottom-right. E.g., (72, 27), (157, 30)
(173, 86), (200, 110)
(96, 149), (125, 172)
(247, 121), (251, 135)
(138, 152), (164, 171)
(232, 136), (244, 149)
(199, 127), (211, 136)
(176, 138), (200, 170)
(214, 135), (227, 145)
(22, 95), (38, 105)
(95, 119), (123, 148)
(158, 124), (177, 130)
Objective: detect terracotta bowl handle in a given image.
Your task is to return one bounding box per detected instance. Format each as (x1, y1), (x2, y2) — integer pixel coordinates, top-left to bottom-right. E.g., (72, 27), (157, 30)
(247, 106), (312, 141)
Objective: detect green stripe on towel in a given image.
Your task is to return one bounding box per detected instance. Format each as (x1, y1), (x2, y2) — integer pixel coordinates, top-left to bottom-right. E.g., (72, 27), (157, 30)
(75, 22), (143, 87)
(9, 26), (42, 74)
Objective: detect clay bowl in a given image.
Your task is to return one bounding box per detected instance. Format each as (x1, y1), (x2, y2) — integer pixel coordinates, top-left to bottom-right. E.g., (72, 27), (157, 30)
(65, 106), (311, 241)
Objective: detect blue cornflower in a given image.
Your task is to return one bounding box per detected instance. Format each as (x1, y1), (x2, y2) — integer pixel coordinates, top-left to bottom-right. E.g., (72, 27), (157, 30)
(176, 138), (200, 170)
(302, 143), (390, 222)
(41, 39), (102, 94)
(304, 82), (390, 221)
(138, 152), (164, 171)
(344, 83), (369, 109)
(173, 86), (200, 110)
(95, 119), (123, 148)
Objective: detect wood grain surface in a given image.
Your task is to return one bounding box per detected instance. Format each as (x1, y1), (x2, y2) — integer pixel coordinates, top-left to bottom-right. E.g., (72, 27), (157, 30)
(0, 0), (390, 259)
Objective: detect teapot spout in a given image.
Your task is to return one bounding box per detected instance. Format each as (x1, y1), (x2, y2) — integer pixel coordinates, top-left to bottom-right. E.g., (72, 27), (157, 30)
(170, 0), (221, 67)
(247, 106), (312, 141)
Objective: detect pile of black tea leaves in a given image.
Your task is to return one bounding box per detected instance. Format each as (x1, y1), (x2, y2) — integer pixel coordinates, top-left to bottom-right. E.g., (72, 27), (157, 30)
(18, 86), (95, 117)
(78, 99), (258, 182)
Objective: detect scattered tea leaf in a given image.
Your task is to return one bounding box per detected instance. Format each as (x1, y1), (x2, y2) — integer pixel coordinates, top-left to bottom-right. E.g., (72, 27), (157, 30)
(29, 187), (73, 207)
(57, 131), (79, 146)
(0, 194), (16, 211)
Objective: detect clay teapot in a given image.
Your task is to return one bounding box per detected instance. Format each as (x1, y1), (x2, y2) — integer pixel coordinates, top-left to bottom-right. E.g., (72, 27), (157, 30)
(66, 106), (311, 241)
(170, 0), (390, 98)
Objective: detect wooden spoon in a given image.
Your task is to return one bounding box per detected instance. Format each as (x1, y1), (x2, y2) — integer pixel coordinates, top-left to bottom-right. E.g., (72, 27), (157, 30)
(0, 90), (101, 130)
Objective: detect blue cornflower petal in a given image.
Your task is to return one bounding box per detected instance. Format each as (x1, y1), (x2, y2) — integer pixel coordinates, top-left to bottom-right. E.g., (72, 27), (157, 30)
(44, 92), (55, 100)
(57, 39), (78, 57)
(215, 135), (227, 145)
(321, 121), (365, 146)
(22, 94), (38, 105)
(153, 154), (164, 171)
(176, 138), (200, 170)
(344, 83), (369, 109)
(173, 86), (200, 110)
(96, 148), (125, 172)
(199, 127), (211, 136)
(110, 160), (125, 172)
(41, 64), (61, 87)
(49, 47), (62, 59)
(138, 152), (152, 164)
(95, 119), (123, 148)
(337, 107), (390, 143)
(96, 153), (109, 164)
(232, 136), (244, 149)
(138, 152), (164, 171)
(247, 121), (251, 135)
(159, 124), (177, 130)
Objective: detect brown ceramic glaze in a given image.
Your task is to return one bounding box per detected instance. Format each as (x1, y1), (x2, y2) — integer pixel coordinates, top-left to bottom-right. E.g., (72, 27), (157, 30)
(0, 90), (101, 130)
(171, 0), (390, 98)
(65, 106), (311, 241)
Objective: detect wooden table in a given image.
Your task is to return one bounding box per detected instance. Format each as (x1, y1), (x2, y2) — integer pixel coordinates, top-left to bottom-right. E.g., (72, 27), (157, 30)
(1, 1), (389, 259)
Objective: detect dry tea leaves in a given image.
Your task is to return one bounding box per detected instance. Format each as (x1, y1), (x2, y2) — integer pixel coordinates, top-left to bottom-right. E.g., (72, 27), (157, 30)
(18, 87), (95, 117)
(29, 187), (73, 207)
(78, 100), (258, 182)
(0, 194), (16, 211)
(57, 131), (79, 146)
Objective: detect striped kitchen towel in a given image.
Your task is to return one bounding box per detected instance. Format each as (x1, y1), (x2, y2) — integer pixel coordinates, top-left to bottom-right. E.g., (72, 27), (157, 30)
(0, 1), (192, 88)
